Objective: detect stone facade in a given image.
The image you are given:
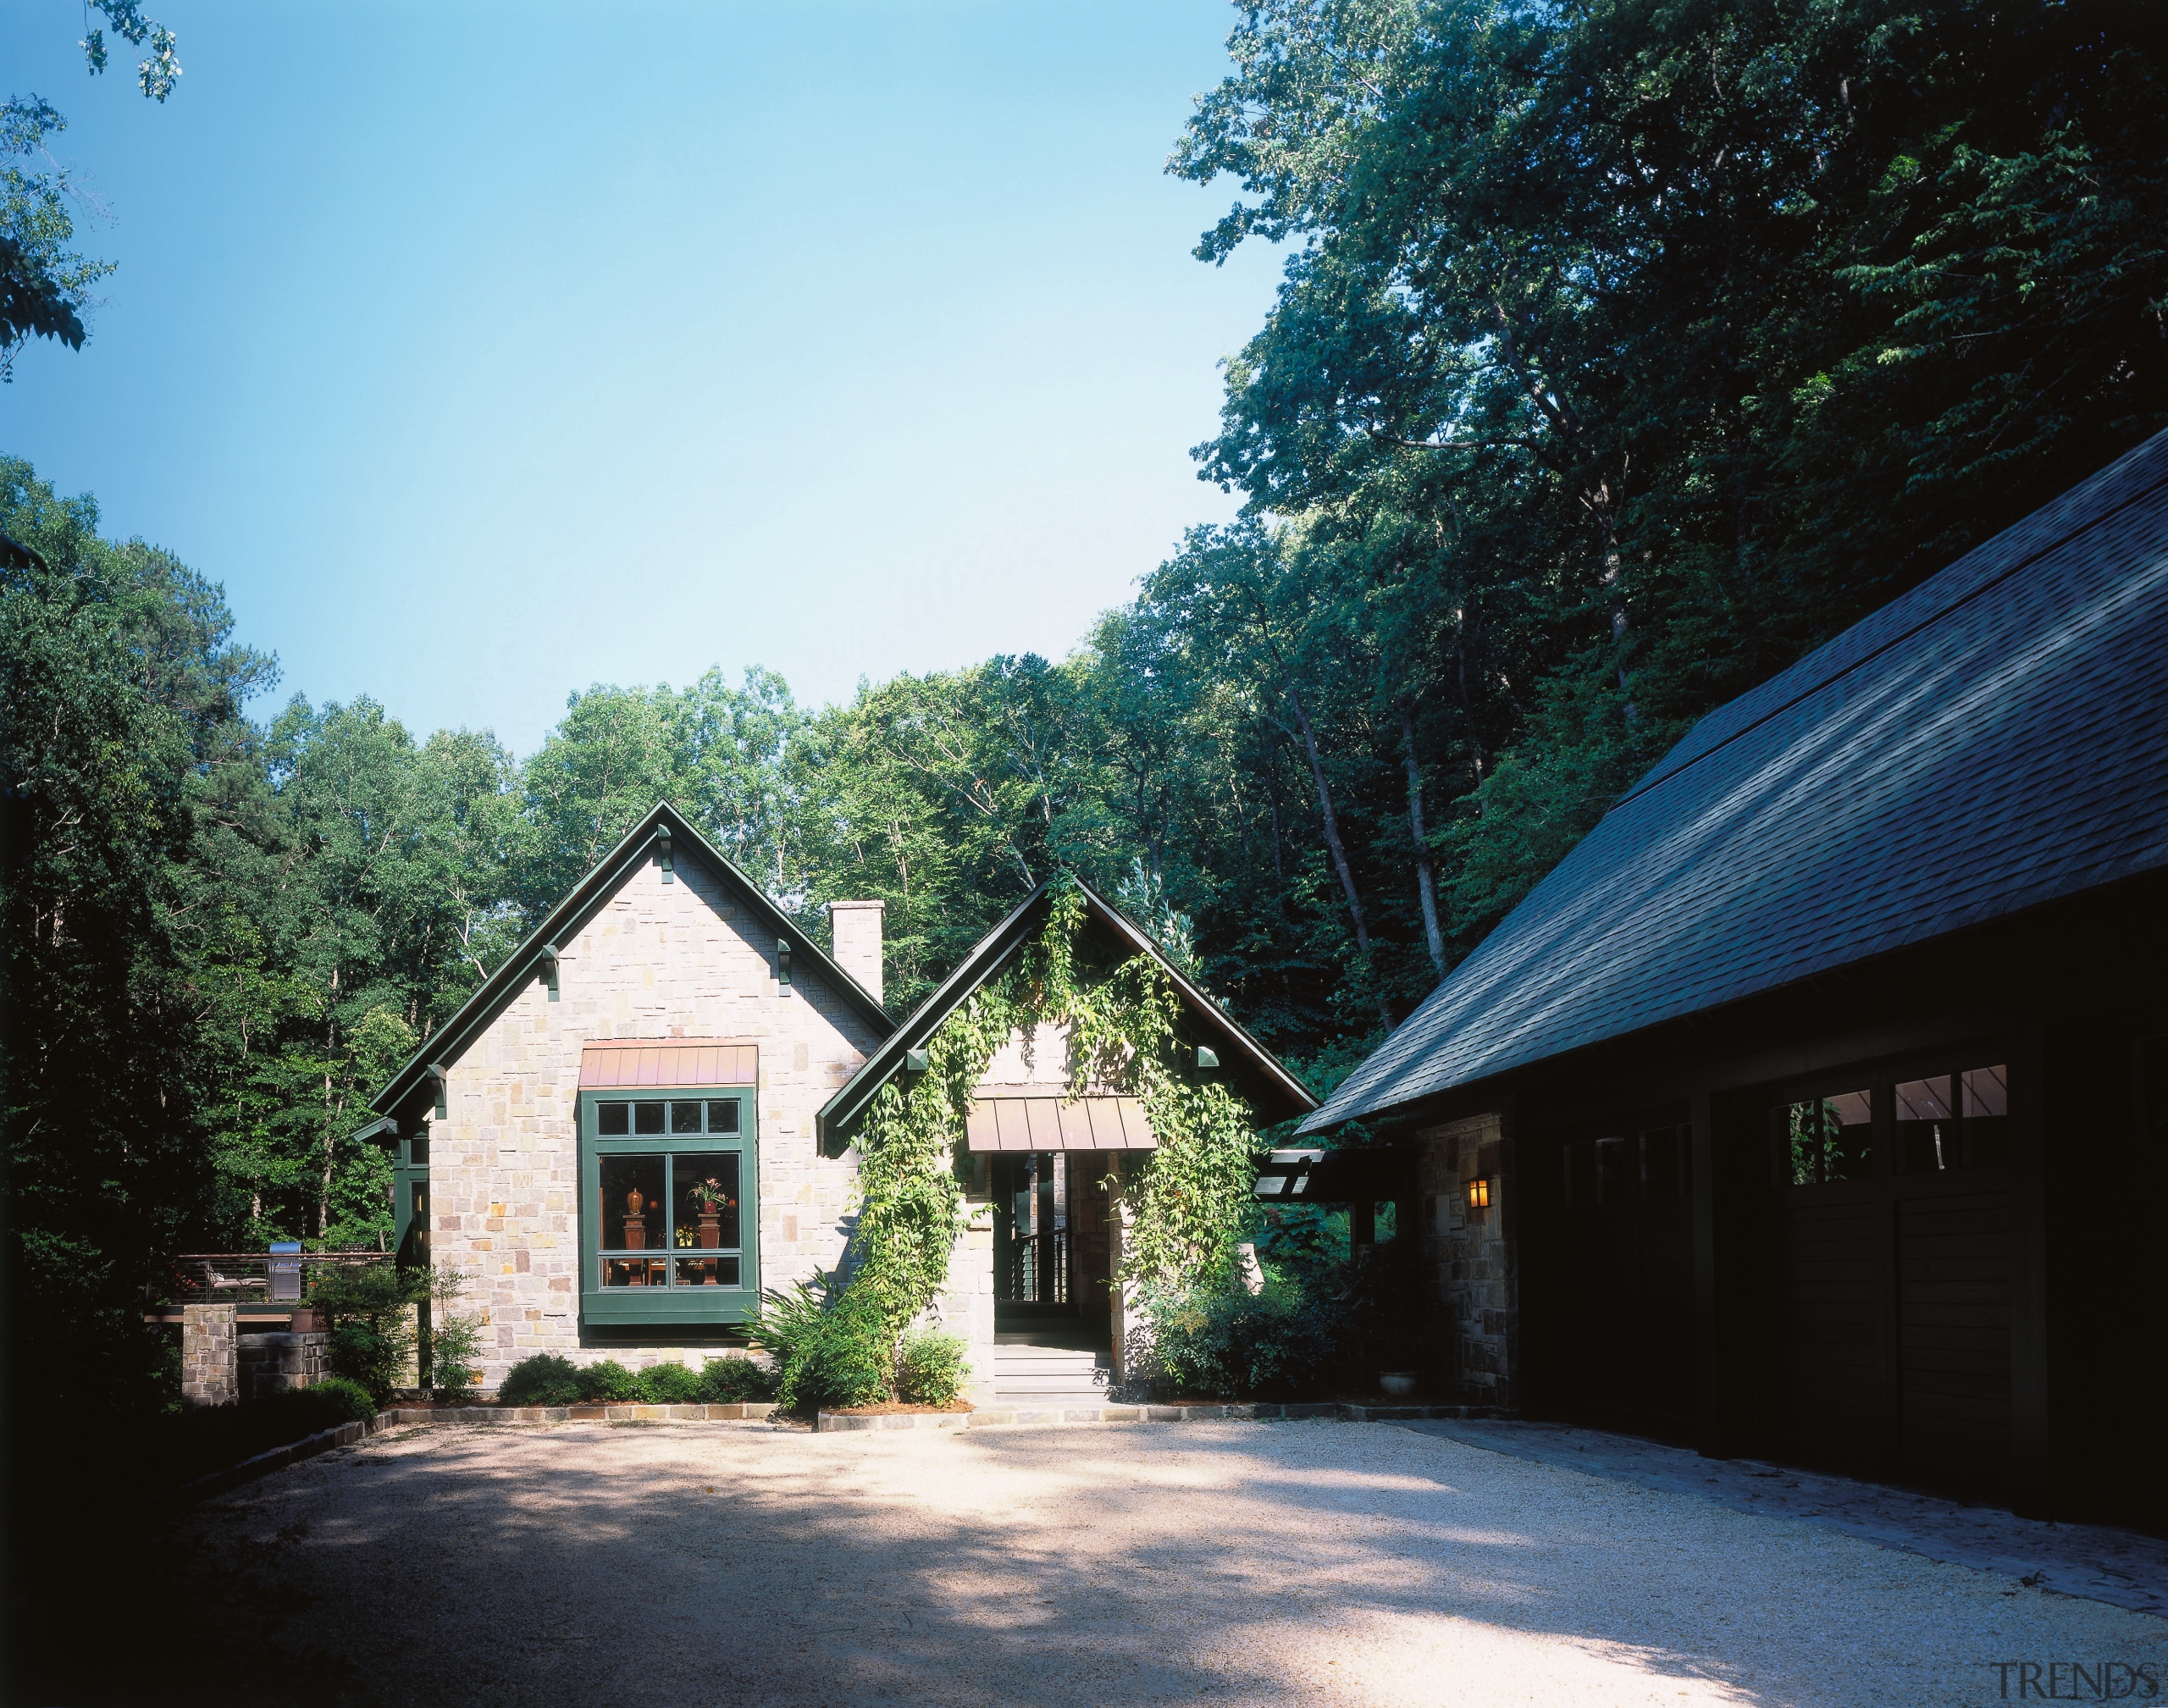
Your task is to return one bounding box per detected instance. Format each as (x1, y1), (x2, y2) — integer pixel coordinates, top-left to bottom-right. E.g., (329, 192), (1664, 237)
(424, 854), (883, 1388)
(181, 1303), (237, 1407)
(239, 1330), (330, 1401)
(1417, 1113), (1518, 1409)
(926, 1207), (998, 1406)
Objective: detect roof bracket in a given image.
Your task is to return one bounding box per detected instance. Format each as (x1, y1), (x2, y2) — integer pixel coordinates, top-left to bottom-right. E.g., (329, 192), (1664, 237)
(777, 937), (792, 987)
(655, 824), (674, 883)
(904, 1047), (929, 1075)
(425, 1063), (449, 1120)
(539, 944), (560, 1002)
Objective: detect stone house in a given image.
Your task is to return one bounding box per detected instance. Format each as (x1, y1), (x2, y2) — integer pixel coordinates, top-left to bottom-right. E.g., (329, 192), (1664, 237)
(360, 804), (1314, 1401)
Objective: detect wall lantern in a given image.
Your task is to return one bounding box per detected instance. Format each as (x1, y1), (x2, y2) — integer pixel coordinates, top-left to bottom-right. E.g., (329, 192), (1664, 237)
(1466, 1176), (1491, 1212)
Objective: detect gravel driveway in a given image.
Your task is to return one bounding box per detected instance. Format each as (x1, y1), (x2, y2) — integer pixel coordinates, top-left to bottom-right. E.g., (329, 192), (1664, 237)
(163, 1419), (2165, 1708)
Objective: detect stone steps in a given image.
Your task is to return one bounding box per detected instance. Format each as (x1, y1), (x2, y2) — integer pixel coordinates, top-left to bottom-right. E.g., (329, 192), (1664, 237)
(993, 1343), (1110, 1401)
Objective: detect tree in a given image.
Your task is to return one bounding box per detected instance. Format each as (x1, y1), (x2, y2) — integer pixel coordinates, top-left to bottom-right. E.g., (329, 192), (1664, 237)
(3, 3), (180, 378)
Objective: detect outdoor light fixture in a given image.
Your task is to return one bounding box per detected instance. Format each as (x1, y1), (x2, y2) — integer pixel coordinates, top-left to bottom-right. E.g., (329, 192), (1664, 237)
(1466, 1177), (1491, 1211)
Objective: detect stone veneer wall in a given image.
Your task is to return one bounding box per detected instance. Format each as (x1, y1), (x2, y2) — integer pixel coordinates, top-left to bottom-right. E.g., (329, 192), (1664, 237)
(426, 855), (883, 1389)
(181, 1303), (237, 1407)
(928, 1208), (998, 1405)
(239, 1331), (329, 1401)
(1417, 1113), (1518, 1409)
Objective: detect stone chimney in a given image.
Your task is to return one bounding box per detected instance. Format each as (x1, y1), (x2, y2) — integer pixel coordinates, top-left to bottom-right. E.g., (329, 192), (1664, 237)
(827, 900), (885, 1005)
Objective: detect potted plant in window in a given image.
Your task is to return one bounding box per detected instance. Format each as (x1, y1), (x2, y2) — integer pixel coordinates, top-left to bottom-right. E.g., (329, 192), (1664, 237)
(686, 1176), (733, 1249)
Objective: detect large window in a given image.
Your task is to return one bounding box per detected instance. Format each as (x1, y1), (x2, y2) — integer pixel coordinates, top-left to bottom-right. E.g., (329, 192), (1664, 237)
(582, 1089), (755, 1323)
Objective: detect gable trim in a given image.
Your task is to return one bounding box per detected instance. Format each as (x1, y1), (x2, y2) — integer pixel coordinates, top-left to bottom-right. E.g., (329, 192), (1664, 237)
(815, 876), (1316, 1154)
(372, 802), (893, 1120)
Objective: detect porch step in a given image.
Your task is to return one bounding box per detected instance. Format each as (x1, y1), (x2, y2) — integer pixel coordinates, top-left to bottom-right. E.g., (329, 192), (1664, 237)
(993, 1343), (1111, 1401)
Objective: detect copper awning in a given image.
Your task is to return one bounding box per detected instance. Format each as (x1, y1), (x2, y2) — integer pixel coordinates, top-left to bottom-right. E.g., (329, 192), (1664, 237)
(579, 1039), (758, 1089)
(964, 1086), (1155, 1152)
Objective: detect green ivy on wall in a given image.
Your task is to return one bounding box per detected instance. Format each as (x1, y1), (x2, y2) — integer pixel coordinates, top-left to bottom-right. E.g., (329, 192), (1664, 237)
(835, 879), (1262, 1371)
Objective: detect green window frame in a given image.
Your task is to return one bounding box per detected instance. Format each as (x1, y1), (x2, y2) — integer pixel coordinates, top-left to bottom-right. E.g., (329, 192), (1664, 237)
(579, 1086), (758, 1324)
(393, 1129), (431, 1267)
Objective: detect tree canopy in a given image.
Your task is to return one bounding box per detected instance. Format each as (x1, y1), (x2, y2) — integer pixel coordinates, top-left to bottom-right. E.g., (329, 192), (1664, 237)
(4, 0), (2165, 1401)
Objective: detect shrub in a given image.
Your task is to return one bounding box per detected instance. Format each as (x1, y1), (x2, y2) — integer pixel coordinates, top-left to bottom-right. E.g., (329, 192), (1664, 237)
(428, 1307), (486, 1401)
(498, 1354), (583, 1406)
(312, 1263), (418, 1404)
(695, 1356), (778, 1403)
(636, 1362), (703, 1404)
(749, 1278), (889, 1413)
(574, 1359), (642, 1402)
(893, 1329), (971, 1407)
(311, 1376), (379, 1423)
(1145, 1269), (1347, 1400)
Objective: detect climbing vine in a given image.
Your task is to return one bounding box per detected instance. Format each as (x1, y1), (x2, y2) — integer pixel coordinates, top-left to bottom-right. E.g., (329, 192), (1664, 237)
(838, 877), (1262, 1369)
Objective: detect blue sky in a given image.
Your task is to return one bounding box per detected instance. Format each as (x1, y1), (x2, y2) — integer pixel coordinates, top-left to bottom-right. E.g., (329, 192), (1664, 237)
(3, 2), (1280, 755)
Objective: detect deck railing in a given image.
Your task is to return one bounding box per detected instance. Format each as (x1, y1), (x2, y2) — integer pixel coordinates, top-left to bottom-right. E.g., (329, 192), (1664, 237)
(148, 1251), (393, 1307)
(1000, 1230), (1069, 1305)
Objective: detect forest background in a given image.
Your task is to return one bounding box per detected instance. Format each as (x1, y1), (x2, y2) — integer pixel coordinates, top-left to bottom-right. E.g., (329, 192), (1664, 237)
(6, 0), (2167, 1409)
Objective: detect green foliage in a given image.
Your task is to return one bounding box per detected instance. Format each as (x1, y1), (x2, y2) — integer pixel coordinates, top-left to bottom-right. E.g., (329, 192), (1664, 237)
(635, 1362), (704, 1405)
(695, 1356), (779, 1403)
(574, 1360), (643, 1402)
(497, 1354), (582, 1407)
(309, 1376), (379, 1423)
(749, 1279), (891, 1414)
(311, 1263), (418, 1404)
(893, 1330), (971, 1407)
(1141, 1268), (1348, 1401)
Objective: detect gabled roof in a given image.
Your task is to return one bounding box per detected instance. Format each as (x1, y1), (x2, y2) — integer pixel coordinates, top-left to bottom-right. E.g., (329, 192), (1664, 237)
(372, 801), (893, 1121)
(1303, 428), (2168, 1134)
(816, 876), (1318, 1155)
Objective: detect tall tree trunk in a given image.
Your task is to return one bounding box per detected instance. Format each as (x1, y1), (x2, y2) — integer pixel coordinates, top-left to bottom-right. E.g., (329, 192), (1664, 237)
(1452, 605), (1485, 788)
(1398, 705), (1446, 979)
(1583, 472), (1638, 722)
(318, 965), (340, 1237)
(1287, 686), (1392, 1029)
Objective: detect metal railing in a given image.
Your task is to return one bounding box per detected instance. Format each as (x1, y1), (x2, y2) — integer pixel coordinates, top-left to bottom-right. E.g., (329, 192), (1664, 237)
(999, 1230), (1069, 1305)
(147, 1252), (393, 1307)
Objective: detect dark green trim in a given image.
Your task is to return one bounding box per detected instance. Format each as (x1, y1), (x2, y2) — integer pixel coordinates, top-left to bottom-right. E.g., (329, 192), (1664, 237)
(578, 1086), (759, 1327)
(370, 802), (894, 1122)
(814, 876), (1318, 1155)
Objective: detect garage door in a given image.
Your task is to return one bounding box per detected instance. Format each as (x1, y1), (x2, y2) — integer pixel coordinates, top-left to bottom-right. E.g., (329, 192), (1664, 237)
(1772, 1064), (2012, 1485)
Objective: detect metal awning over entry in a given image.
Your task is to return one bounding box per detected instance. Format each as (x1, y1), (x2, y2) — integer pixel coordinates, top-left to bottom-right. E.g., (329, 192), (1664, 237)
(579, 1039), (758, 1089)
(965, 1087), (1155, 1152)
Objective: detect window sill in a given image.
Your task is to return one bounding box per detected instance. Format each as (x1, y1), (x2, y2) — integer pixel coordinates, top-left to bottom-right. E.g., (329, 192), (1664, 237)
(581, 1289), (757, 1324)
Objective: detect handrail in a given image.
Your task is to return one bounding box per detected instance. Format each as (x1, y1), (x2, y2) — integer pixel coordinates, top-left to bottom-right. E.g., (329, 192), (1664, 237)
(147, 1251), (395, 1307)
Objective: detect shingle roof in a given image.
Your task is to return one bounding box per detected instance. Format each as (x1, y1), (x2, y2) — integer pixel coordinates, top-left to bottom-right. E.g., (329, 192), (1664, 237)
(1302, 430), (2168, 1134)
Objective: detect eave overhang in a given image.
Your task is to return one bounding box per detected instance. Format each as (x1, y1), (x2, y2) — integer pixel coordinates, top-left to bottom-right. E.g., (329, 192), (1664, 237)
(815, 876), (1316, 1157)
(371, 801), (894, 1123)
